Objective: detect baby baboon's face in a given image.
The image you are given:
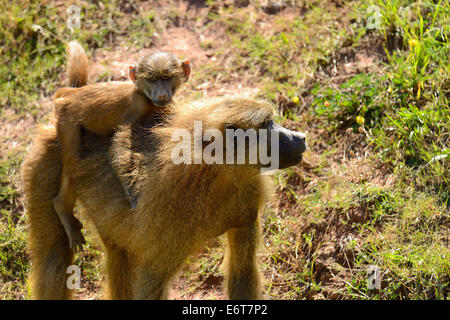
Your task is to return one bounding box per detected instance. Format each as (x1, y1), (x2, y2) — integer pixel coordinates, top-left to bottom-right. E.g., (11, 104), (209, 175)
(132, 52), (190, 107)
(138, 77), (179, 107)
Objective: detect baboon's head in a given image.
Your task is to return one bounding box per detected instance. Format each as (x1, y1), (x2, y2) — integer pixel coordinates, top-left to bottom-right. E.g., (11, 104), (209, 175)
(129, 52), (190, 107)
(217, 98), (307, 171)
(158, 97), (306, 172)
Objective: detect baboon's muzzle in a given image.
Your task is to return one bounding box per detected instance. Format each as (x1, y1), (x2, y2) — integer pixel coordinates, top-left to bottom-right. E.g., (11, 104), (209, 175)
(151, 80), (173, 107)
(269, 121), (307, 169)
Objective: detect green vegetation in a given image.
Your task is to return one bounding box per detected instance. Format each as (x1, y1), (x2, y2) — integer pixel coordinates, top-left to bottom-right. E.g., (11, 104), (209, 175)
(313, 0), (449, 200)
(0, 0), (448, 299)
(0, 0), (158, 115)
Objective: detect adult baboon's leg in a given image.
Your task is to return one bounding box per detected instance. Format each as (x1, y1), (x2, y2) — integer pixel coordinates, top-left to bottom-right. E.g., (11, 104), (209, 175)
(132, 260), (184, 300)
(224, 217), (262, 300)
(105, 243), (135, 299)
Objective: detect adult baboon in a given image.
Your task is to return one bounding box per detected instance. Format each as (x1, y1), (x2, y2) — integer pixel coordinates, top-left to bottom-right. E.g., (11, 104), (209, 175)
(21, 96), (306, 299)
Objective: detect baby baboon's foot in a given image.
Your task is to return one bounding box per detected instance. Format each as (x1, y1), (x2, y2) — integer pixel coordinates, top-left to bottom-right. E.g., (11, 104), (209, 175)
(67, 216), (86, 252)
(53, 196), (86, 251)
(66, 214), (86, 252)
(69, 228), (86, 252)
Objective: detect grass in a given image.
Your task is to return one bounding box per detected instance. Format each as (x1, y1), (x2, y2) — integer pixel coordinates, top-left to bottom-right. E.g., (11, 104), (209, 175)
(310, 0), (449, 200)
(0, 0), (449, 299)
(261, 165), (449, 299)
(348, 187), (449, 299)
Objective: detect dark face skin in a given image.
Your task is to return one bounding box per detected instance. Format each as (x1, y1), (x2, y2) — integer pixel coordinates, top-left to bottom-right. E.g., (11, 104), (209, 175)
(136, 77), (180, 107)
(268, 121), (307, 169)
(251, 120), (306, 170)
(226, 120), (307, 170)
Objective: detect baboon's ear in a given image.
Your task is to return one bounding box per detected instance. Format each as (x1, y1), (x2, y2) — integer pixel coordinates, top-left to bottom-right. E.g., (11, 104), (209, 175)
(181, 59), (191, 82)
(129, 65), (136, 83)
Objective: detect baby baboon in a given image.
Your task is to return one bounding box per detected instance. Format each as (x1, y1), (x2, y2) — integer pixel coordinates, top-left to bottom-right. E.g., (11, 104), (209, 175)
(52, 41), (191, 251)
(21, 96), (307, 300)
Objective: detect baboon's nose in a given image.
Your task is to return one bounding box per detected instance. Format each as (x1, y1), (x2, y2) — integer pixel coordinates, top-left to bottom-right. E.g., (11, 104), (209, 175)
(291, 131), (307, 154)
(270, 122), (307, 169)
(158, 95), (168, 101)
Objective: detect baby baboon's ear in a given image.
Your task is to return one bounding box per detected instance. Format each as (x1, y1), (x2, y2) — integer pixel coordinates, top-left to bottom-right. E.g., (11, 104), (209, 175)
(181, 60), (191, 82)
(129, 65), (136, 83)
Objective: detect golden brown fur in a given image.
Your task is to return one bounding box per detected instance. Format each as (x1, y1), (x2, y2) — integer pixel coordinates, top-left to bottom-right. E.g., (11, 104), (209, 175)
(22, 96), (274, 299)
(66, 41), (88, 88)
(52, 42), (190, 251)
(135, 52), (188, 81)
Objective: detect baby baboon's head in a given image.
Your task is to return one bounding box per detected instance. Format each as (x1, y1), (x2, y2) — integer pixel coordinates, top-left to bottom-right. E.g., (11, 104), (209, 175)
(129, 52), (190, 107)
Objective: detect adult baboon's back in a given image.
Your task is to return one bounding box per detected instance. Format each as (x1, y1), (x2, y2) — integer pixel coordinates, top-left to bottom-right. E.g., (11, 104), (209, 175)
(22, 96), (306, 299)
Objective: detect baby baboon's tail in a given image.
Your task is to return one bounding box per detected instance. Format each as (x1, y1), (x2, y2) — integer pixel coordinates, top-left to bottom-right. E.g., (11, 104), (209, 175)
(67, 40), (88, 88)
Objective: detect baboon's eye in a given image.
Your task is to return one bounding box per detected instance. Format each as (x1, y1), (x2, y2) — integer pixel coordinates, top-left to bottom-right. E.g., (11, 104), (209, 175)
(149, 76), (172, 81)
(261, 120), (272, 128)
(224, 123), (237, 130)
